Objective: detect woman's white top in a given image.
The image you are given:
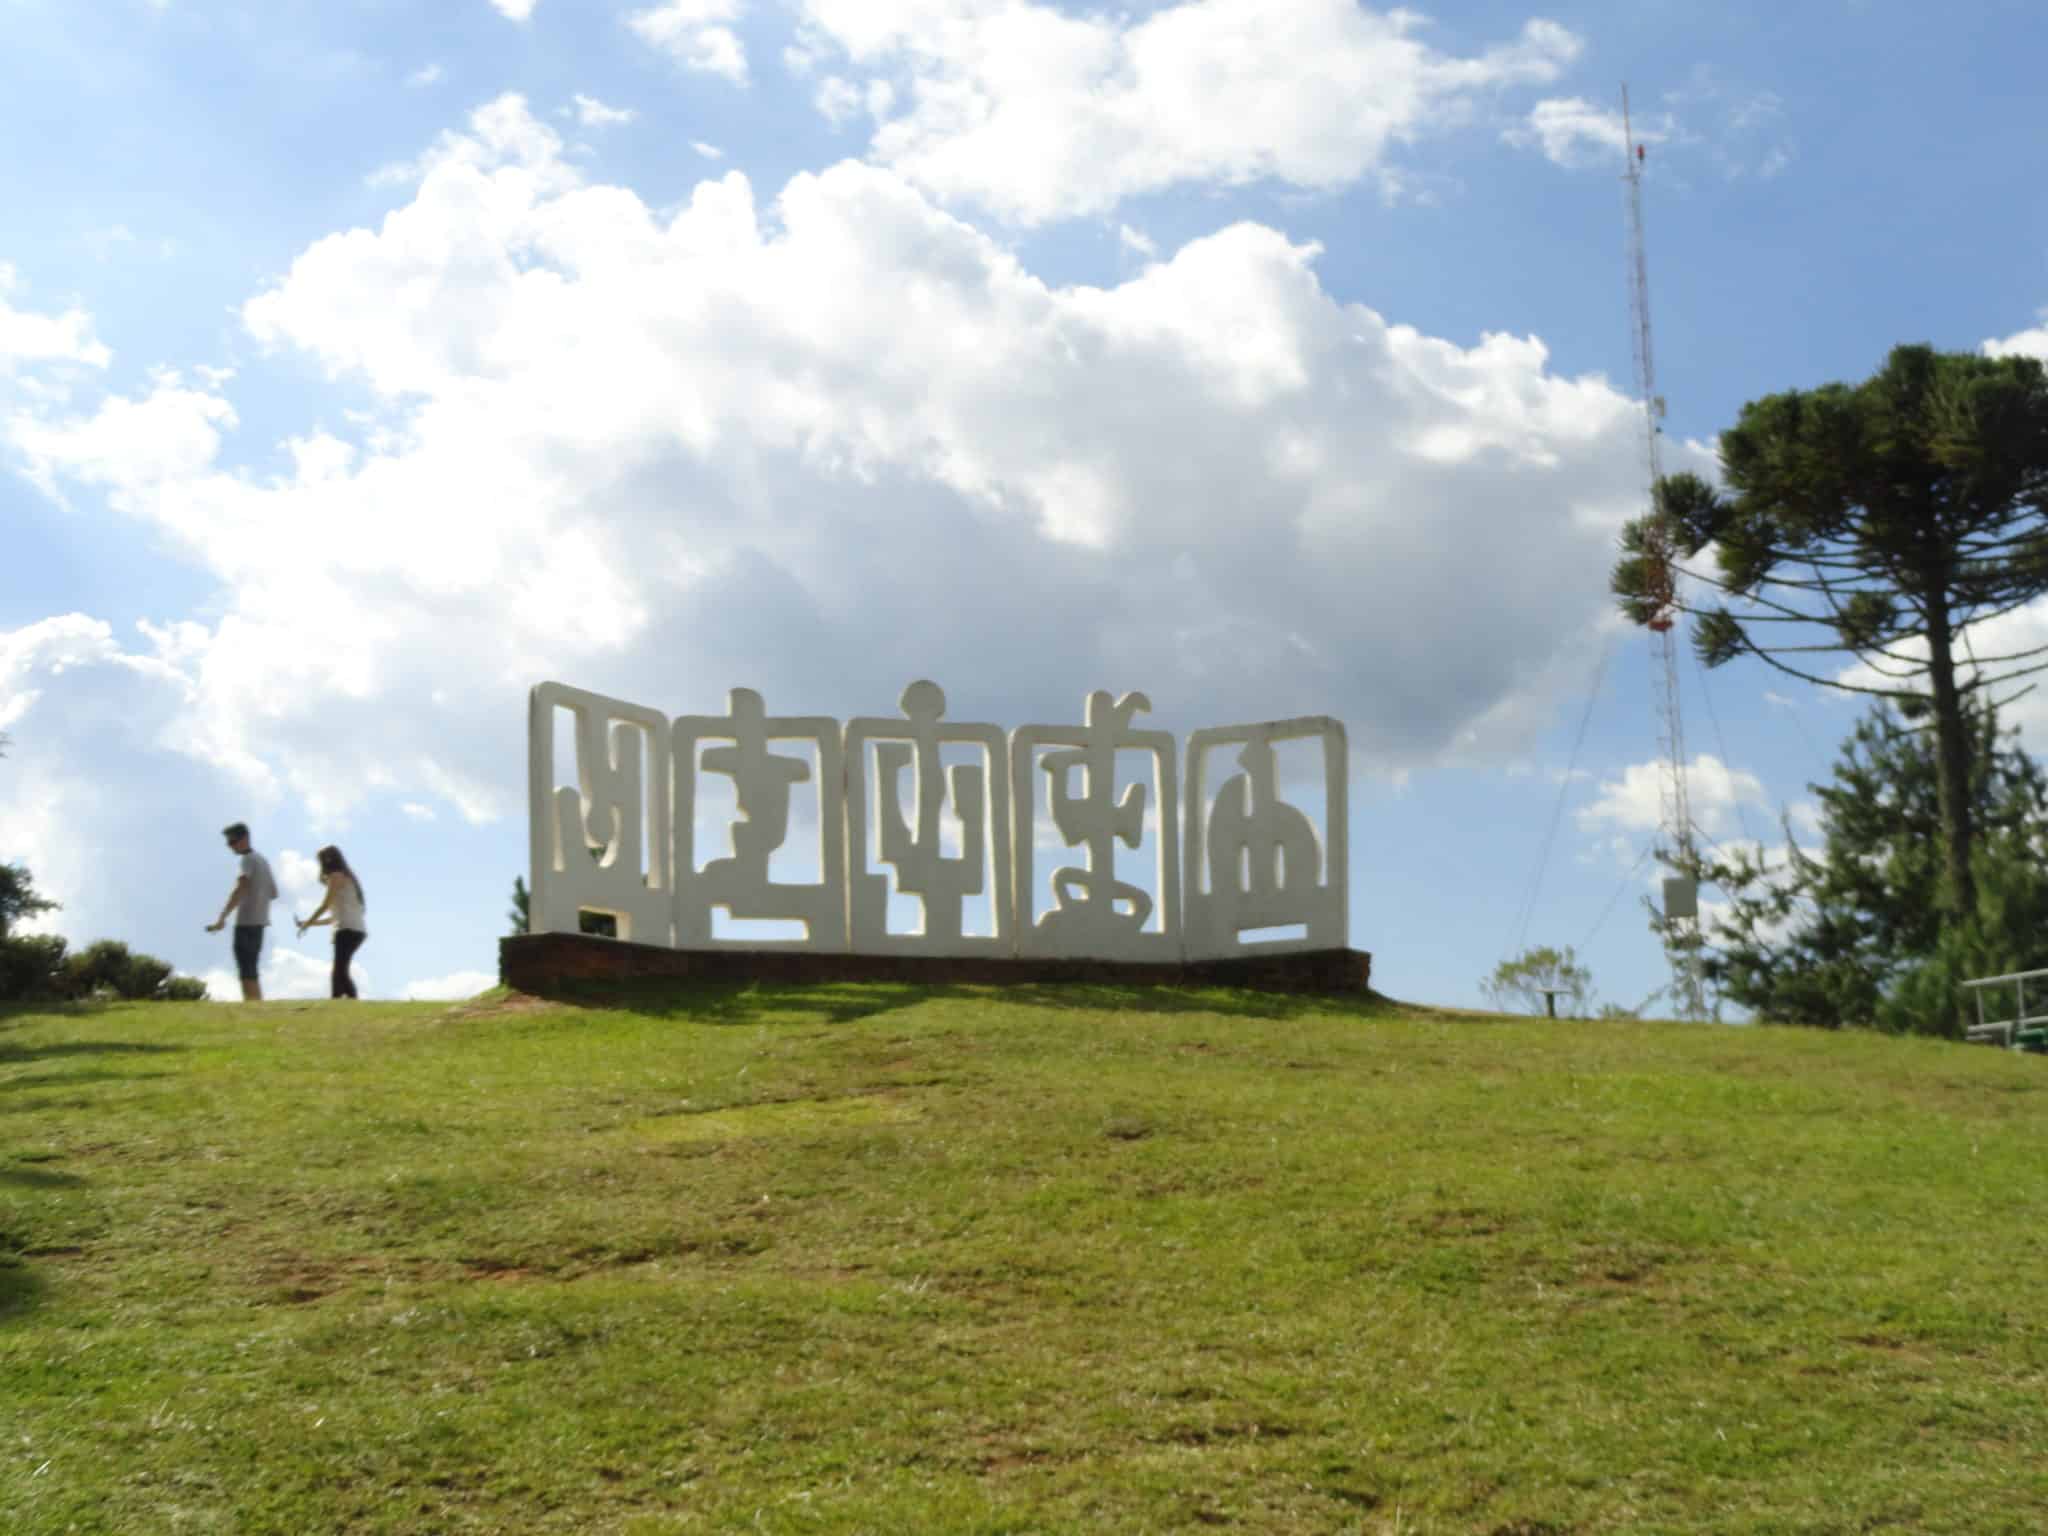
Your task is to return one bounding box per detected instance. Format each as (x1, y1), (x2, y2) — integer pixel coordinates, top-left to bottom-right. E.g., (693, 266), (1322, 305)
(330, 874), (367, 936)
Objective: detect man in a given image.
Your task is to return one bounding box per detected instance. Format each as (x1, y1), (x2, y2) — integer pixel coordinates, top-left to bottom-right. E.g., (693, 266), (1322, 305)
(206, 822), (277, 1001)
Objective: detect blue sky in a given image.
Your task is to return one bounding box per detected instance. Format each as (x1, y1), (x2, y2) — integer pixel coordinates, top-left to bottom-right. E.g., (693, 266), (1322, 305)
(3, 0), (2045, 1009)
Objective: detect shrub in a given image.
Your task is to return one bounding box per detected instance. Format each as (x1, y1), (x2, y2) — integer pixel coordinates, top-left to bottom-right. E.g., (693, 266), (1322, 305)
(161, 976), (209, 1002)
(58, 940), (177, 1002)
(0, 933), (68, 1001)
(1875, 851), (2048, 1037)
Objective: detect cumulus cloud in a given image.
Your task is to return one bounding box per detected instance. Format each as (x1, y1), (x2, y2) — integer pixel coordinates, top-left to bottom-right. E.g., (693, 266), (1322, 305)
(787, 0), (1581, 223)
(407, 65), (446, 88)
(488, 0), (538, 21)
(1835, 602), (2048, 744)
(629, 0), (748, 86)
(201, 944), (358, 1001)
(1507, 69), (1793, 180)
(1507, 96), (1669, 169)
(401, 968), (497, 1000)
(572, 93), (636, 127)
(1577, 753), (1770, 841)
(275, 848), (325, 909)
(1986, 310), (2048, 362)
(5, 94), (1657, 976)
(0, 264), (113, 371)
(0, 613), (233, 950)
(10, 373), (235, 500)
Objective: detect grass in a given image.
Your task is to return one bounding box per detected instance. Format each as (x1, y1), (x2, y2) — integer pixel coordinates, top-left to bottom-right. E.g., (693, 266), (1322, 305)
(6, 982), (2048, 1533)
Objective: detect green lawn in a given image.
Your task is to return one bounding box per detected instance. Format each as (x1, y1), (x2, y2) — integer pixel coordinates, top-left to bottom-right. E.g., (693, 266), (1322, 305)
(6, 983), (2048, 1533)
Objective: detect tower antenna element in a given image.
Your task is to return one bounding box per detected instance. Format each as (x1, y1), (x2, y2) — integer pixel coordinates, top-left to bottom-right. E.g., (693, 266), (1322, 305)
(1622, 84), (1706, 1021)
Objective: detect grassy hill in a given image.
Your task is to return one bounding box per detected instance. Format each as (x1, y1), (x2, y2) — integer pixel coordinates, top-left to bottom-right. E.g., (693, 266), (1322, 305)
(5, 983), (2048, 1533)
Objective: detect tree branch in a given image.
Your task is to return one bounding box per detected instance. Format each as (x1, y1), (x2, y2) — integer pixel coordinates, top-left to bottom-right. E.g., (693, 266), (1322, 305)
(1724, 642), (1927, 701)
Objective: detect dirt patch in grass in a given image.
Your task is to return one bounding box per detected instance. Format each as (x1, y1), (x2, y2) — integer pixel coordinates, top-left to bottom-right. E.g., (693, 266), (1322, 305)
(437, 989), (558, 1024)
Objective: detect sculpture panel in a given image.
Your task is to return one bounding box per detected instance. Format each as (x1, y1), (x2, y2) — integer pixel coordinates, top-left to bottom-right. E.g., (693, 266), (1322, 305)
(525, 680), (1349, 963)
(527, 681), (673, 945)
(846, 681), (1013, 954)
(1011, 690), (1180, 961)
(1182, 717), (1348, 959)
(673, 688), (848, 950)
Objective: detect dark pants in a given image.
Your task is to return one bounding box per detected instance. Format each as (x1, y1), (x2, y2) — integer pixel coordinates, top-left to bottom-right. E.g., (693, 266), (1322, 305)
(333, 929), (366, 999)
(232, 924), (264, 982)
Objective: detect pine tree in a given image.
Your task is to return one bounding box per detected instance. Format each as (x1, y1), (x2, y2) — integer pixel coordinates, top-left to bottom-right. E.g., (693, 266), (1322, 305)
(1693, 699), (2048, 1032)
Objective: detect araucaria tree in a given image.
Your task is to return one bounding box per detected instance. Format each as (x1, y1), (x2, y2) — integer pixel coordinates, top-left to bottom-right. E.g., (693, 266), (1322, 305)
(1614, 345), (2048, 919)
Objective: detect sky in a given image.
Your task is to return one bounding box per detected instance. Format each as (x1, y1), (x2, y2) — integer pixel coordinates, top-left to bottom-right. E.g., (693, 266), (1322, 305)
(3, 0), (2047, 1010)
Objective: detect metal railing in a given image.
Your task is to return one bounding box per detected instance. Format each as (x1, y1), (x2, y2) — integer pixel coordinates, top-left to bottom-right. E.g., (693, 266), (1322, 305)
(1961, 967), (2048, 1047)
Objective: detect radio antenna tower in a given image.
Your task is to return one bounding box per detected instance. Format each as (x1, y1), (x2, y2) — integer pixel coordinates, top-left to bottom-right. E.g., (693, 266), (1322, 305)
(1622, 85), (1706, 1021)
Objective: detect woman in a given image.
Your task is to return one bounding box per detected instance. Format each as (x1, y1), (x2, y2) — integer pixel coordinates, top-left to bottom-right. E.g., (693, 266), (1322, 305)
(297, 845), (368, 999)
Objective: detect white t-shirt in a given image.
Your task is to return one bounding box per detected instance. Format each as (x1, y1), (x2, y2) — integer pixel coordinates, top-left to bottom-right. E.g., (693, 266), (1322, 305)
(330, 873), (367, 936)
(237, 850), (278, 926)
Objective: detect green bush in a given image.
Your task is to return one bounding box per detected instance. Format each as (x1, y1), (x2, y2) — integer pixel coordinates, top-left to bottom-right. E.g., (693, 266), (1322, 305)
(2, 932), (205, 1004)
(60, 940), (165, 1001)
(0, 933), (68, 1001)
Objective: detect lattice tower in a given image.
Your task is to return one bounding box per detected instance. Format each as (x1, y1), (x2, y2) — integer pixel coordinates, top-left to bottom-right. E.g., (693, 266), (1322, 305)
(1622, 85), (1706, 1021)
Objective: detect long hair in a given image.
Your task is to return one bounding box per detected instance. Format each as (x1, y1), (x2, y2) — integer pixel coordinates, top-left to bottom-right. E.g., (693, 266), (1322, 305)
(315, 845), (365, 908)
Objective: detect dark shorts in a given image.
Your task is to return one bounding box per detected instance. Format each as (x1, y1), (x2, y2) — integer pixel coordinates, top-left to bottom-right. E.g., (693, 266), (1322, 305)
(232, 924), (265, 981)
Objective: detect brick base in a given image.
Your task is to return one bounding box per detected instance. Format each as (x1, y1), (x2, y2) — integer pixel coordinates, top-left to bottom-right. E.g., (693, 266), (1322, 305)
(500, 932), (1371, 997)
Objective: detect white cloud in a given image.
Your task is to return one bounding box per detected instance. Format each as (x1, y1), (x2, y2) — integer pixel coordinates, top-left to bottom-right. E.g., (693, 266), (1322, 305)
(1117, 224), (1157, 259)
(10, 374), (235, 500)
(4, 94), (1658, 979)
(1986, 310), (2048, 362)
(573, 93), (637, 127)
(0, 614), (246, 953)
(488, 0), (538, 22)
(789, 0), (1580, 224)
(814, 75), (862, 125)
(275, 848), (325, 910)
(629, 0), (748, 86)
(201, 943), (360, 1001)
(360, 91), (581, 194)
(0, 265), (113, 370)
(1663, 71), (1795, 182)
(691, 140), (725, 159)
(1509, 70), (1794, 181)
(401, 968), (497, 1000)
(1836, 602), (2048, 745)
(407, 64), (445, 88)
(1578, 754), (1769, 841)
(1508, 96), (1669, 170)
(399, 801), (436, 821)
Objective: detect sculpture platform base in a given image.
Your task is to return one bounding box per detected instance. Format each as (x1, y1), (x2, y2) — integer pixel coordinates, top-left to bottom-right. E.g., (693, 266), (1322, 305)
(500, 933), (1371, 998)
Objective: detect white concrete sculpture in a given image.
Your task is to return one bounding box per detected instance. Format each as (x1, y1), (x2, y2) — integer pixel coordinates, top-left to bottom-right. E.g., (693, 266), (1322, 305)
(1011, 690), (1181, 961)
(527, 681), (673, 945)
(846, 680), (1013, 954)
(524, 679), (1350, 963)
(1182, 717), (1348, 958)
(673, 688), (848, 950)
